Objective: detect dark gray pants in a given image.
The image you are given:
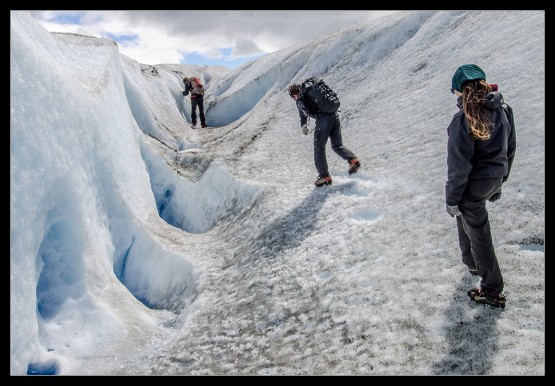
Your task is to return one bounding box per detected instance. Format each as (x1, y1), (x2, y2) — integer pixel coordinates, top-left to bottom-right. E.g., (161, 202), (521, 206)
(191, 97), (206, 126)
(456, 177), (504, 294)
(313, 113), (355, 178)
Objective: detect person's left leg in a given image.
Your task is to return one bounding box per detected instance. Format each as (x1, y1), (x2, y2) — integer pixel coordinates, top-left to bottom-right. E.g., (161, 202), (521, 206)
(329, 115), (355, 160)
(190, 99), (199, 125)
(197, 98), (206, 127)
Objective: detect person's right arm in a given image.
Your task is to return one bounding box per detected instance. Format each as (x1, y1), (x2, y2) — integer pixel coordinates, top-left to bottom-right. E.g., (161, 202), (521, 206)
(297, 99), (309, 126)
(185, 81), (193, 94)
(503, 103), (516, 183)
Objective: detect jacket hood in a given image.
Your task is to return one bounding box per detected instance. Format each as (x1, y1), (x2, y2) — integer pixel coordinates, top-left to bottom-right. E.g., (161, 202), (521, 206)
(482, 91), (504, 110)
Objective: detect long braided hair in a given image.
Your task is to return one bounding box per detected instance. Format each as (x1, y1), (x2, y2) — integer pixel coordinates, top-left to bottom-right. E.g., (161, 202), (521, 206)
(461, 79), (494, 141)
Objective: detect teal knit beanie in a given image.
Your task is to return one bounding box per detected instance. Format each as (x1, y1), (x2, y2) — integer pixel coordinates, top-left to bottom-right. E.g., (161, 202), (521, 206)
(451, 64), (486, 92)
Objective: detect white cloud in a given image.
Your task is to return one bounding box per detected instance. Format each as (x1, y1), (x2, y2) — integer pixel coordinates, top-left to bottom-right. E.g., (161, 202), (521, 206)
(29, 10), (398, 66)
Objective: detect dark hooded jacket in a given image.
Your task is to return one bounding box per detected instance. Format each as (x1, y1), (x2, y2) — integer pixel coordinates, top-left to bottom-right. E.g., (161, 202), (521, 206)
(295, 95), (335, 126)
(295, 98), (312, 126)
(445, 92), (516, 206)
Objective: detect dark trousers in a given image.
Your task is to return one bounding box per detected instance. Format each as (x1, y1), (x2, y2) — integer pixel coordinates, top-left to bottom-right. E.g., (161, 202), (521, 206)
(313, 113), (355, 178)
(456, 177), (504, 294)
(191, 97), (206, 126)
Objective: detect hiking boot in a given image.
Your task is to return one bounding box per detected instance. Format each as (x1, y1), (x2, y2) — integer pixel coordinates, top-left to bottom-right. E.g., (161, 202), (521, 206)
(467, 266), (479, 276)
(192, 121), (197, 127)
(201, 123), (208, 128)
(315, 176), (332, 187)
(467, 288), (506, 309)
(348, 157), (361, 175)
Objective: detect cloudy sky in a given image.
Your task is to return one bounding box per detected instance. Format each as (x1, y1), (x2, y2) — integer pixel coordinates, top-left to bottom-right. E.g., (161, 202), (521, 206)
(11, 10), (544, 375)
(28, 10), (398, 68)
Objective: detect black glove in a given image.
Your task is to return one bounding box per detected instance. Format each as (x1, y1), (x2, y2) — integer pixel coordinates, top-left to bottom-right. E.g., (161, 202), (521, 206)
(446, 204), (461, 217)
(489, 189), (502, 202)
(183, 90), (189, 96)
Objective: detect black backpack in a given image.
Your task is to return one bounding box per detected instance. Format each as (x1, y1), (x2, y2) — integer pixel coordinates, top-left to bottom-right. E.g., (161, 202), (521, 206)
(300, 77), (340, 114)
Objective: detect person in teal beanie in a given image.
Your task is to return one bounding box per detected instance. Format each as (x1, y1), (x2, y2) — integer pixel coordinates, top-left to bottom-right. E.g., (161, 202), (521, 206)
(445, 64), (516, 309)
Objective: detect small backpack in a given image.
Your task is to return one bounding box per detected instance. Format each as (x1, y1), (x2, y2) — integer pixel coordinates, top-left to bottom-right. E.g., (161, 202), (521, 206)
(300, 77), (340, 114)
(190, 76), (204, 95)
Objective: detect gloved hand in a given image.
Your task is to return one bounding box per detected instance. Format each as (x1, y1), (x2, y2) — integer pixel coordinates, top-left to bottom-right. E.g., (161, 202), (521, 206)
(183, 90), (189, 96)
(489, 189), (502, 202)
(302, 124), (309, 135)
(446, 204), (461, 217)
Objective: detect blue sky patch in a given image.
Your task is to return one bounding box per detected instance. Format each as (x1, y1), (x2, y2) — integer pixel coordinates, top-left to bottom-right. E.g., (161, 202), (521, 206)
(182, 51), (265, 69)
(105, 33), (138, 44)
(49, 12), (84, 25)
